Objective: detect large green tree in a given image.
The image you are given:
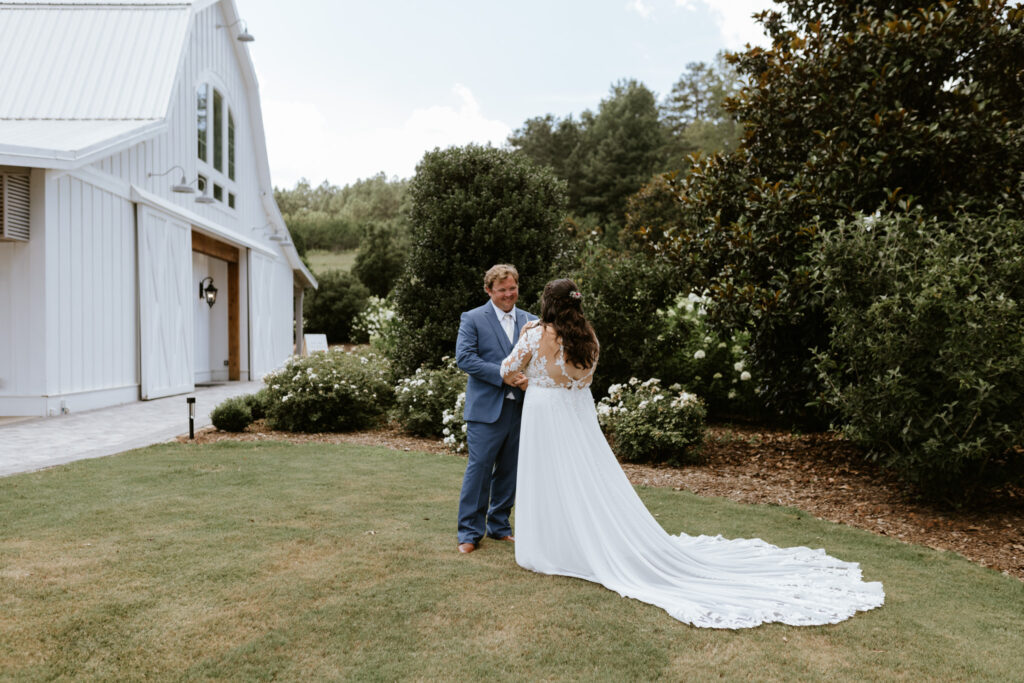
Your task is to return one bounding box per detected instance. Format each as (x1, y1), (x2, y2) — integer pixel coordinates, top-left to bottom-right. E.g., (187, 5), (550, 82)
(660, 52), (743, 163)
(390, 145), (569, 377)
(572, 80), (667, 233)
(510, 70), (742, 243)
(506, 113), (582, 183)
(508, 80), (667, 240)
(632, 0), (1024, 422)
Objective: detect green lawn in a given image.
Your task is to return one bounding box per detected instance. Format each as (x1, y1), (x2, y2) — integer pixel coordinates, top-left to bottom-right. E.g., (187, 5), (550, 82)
(306, 248), (357, 274)
(1, 442), (1022, 681)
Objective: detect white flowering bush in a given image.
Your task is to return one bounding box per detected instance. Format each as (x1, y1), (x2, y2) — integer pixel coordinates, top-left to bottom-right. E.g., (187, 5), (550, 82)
(662, 293), (759, 417)
(597, 378), (706, 466)
(391, 357), (465, 437)
(442, 391), (468, 453)
(262, 349), (394, 432)
(352, 295), (400, 356)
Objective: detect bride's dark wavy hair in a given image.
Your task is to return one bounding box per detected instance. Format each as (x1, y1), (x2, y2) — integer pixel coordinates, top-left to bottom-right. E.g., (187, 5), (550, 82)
(540, 279), (598, 369)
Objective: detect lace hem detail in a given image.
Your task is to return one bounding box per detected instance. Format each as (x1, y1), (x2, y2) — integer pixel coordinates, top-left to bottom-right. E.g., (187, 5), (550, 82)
(661, 533), (886, 628)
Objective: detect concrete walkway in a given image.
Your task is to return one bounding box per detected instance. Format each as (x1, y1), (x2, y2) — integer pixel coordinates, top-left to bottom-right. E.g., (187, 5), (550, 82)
(0, 381), (263, 477)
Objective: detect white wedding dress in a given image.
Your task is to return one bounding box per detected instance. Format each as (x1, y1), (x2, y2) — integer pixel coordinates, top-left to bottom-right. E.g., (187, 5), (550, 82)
(501, 323), (884, 629)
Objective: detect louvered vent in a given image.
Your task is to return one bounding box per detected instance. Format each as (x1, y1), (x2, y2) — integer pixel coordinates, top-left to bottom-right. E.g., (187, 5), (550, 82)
(1, 172), (31, 241)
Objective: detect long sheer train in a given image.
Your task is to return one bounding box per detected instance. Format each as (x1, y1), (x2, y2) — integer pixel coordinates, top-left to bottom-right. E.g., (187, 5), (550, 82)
(502, 323), (884, 629)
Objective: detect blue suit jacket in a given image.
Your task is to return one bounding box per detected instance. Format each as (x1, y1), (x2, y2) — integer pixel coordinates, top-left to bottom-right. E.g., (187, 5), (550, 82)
(456, 303), (537, 424)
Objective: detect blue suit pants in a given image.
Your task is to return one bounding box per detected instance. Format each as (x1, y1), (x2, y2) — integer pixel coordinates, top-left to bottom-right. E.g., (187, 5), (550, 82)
(457, 396), (521, 544)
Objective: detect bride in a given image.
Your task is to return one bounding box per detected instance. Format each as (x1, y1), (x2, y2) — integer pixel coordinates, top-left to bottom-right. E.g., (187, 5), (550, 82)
(500, 278), (884, 629)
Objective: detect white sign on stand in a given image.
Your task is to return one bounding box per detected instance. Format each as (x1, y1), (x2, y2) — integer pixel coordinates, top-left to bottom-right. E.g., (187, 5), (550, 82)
(303, 333), (329, 355)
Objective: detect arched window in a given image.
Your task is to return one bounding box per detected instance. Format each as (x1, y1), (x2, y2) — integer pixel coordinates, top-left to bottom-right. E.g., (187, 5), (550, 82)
(196, 82), (238, 209)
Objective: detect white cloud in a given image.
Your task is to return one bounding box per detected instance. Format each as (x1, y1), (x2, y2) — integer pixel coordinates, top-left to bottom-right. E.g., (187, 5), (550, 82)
(262, 84), (512, 188)
(675, 0), (778, 49)
(626, 0), (653, 19)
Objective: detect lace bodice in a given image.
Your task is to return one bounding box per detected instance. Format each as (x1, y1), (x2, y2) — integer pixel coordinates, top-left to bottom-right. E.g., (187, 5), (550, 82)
(500, 322), (598, 391)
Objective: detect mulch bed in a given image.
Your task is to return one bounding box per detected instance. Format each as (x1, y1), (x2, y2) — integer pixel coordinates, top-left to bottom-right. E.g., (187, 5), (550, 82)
(180, 421), (1024, 581)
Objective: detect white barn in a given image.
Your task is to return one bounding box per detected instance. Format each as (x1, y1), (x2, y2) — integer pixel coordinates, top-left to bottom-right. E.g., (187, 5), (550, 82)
(0, 0), (316, 417)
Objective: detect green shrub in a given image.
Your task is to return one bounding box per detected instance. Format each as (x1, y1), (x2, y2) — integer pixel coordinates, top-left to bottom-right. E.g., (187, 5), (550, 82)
(262, 350), (394, 433)
(210, 396), (253, 433)
(303, 270), (371, 344)
(353, 224), (408, 297)
(597, 378), (707, 466)
(441, 391), (468, 453)
(565, 242), (760, 418)
(391, 357), (465, 437)
(245, 389), (269, 421)
(568, 242), (686, 395)
(813, 210), (1024, 501)
(390, 144), (569, 377)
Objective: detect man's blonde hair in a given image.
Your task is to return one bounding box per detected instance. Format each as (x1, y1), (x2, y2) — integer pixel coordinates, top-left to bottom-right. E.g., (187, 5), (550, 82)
(484, 264), (519, 290)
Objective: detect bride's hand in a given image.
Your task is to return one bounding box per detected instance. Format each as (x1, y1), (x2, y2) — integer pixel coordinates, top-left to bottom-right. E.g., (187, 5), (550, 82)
(503, 371), (526, 388)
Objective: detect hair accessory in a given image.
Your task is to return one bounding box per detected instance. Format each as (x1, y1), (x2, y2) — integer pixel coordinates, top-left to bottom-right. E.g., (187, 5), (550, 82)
(569, 290), (582, 300)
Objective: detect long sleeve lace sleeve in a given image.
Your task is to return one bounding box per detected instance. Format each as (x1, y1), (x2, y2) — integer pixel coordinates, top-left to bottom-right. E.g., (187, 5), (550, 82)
(500, 324), (541, 378)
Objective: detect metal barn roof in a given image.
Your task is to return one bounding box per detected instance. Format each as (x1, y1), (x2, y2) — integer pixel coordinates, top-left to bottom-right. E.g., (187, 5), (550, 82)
(0, 3), (191, 121)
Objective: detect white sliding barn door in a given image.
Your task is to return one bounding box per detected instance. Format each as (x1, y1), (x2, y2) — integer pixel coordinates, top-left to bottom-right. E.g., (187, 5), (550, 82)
(137, 205), (194, 399)
(249, 251), (277, 377)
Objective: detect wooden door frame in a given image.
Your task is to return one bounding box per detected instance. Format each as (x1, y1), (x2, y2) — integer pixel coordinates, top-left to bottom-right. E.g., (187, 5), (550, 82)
(191, 230), (240, 381)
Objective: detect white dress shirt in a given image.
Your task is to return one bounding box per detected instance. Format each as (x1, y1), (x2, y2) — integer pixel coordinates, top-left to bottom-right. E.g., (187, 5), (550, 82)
(490, 301), (517, 398)
(490, 301), (516, 344)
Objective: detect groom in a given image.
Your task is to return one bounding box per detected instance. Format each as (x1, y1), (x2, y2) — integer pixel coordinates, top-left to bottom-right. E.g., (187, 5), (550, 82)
(454, 264), (536, 554)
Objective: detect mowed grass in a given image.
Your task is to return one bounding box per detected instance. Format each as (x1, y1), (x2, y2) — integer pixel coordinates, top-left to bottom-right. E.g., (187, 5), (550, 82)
(1, 443), (1022, 681)
(306, 248), (357, 275)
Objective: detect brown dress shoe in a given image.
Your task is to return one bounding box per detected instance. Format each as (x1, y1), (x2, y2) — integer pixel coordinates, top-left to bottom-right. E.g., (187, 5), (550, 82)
(457, 542), (476, 554)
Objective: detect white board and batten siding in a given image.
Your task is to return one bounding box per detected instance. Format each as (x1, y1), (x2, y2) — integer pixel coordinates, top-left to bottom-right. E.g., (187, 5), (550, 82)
(0, 170), (138, 415)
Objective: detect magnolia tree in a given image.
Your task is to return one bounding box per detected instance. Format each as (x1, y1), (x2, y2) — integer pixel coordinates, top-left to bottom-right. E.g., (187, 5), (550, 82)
(631, 0), (1024, 424)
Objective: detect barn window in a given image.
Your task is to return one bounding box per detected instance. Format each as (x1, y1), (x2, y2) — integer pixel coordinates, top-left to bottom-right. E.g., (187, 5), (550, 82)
(196, 82), (239, 207)
(196, 84), (208, 162)
(228, 109), (236, 181)
(213, 89), (224, 173)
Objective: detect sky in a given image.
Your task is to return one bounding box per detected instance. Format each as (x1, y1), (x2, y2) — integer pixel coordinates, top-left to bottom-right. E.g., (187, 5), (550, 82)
(238, 0), (778, 190)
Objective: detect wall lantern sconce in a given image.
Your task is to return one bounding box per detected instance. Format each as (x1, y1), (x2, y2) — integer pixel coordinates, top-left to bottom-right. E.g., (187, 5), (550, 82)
(199, 276), (218, 307)
(148, 165), (194, 194)
(218, 18), (254, 42)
